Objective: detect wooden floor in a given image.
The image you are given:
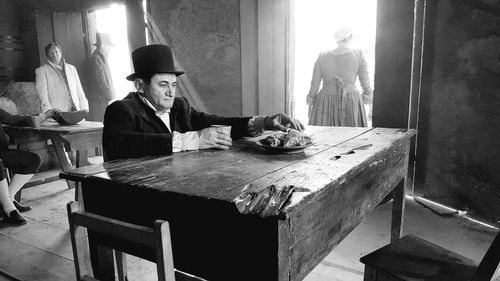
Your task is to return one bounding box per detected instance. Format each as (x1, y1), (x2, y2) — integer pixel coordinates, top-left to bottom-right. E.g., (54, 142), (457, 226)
(0, 179), (499, 281)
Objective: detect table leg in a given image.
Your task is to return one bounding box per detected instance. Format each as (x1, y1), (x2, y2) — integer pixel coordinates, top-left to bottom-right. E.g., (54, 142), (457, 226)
(88, 233), (115, 281)
(76, 150), (89, 168)
(74, 150), (89, 202)
(51, 137), (79, 189)
(391, 180), (406, 242)
(50, 137), (72, 171)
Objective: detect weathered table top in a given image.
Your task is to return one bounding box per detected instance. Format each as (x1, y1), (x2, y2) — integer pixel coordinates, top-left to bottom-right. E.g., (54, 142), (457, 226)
(3, 120), (103, 134)
(61, 126), (416, 281)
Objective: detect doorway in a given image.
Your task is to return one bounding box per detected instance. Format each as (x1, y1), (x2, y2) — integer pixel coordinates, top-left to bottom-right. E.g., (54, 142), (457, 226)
(293, 0), (377, 126)
(94, 4), (133, 100)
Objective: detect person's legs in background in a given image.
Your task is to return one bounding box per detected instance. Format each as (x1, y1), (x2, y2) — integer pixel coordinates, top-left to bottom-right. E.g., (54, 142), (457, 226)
(0, 150), (42, 225)
(9, 173), (36, 211)
(0, 159), (26, 225)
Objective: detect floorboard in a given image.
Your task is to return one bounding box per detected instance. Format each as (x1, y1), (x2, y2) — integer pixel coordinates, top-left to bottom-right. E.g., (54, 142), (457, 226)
(1, 178), (499, 281)
(0, 233), (73, 281)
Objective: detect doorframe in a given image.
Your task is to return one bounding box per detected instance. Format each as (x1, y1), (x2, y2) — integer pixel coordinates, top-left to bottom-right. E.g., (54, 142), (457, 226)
(240, 0), (290, 116)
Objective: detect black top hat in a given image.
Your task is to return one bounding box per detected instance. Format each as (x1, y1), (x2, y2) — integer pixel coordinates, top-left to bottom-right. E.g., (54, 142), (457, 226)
(126, 44), (184, 81)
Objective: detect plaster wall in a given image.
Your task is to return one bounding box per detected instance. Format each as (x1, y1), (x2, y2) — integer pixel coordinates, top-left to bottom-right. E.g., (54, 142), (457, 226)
(149, 0), (242, 116)
(423, 0), (500, 222)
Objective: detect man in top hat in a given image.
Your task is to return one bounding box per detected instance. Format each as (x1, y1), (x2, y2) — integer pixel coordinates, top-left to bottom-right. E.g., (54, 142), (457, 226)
(103, 44), (304, 160)
(87, 32), (116, 121)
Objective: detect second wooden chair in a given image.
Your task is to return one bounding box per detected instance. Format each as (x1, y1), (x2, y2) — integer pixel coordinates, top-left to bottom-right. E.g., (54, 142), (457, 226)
(360, 231), (500, 281)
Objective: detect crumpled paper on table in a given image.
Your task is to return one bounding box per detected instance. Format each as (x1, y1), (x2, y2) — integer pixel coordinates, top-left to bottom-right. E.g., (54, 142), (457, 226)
(234, 184), (302, 218)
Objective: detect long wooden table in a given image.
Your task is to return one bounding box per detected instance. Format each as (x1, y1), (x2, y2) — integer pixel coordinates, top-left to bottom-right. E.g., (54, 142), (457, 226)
(60, 126), (416, 281)
(4, 120), (103, 189)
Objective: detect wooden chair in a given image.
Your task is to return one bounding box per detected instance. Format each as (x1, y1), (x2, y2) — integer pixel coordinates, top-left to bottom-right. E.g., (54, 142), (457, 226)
(66, 201), (205, 281)
(360, 232), (500, 281)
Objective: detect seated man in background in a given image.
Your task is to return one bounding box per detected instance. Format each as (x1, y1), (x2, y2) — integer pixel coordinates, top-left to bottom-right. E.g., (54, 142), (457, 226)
(103, 44), (304, 160)
(0, 108), (57, 225)
(35, 42), (89, 113)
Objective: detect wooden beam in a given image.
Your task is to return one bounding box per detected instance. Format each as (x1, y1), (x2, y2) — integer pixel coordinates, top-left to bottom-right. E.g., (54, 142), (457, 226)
(406, 0), (425, 195)
(373, 0), (414, 128)
(240, 0), (258, 116)
(413, 0), (437, 197)
(125, 0), (146, 51)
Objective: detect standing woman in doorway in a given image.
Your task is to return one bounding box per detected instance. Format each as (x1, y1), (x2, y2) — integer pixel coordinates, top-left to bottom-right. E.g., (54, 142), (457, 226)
(306, 27), (373, 127)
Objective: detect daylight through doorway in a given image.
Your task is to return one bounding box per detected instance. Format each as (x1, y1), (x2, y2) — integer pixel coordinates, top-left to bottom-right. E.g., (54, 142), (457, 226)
(95, 4), (133, 101)
(293, 0), (377, 126)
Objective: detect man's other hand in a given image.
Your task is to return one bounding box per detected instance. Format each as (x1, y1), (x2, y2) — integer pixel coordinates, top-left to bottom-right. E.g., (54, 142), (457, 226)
(44, 108), (61, 120)
(198, 127), (233, 150)
(264, 113), (305, 132)
(31, 108), (62, 127)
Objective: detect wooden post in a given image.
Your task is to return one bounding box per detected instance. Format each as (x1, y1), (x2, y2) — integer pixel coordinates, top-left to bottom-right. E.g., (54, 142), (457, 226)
(126, 0), (147, 50)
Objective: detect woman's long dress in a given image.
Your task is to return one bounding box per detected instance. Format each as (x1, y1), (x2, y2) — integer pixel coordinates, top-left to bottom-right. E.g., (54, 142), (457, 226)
(307, 48), (372, 127)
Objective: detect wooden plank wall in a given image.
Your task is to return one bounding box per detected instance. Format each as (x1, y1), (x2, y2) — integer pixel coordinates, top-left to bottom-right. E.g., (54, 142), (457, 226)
(52, 11), (87, 83)
(241, 0), (288, 116)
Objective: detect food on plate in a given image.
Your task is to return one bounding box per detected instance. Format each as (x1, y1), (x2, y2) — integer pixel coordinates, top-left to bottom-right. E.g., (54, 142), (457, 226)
(283, 129), (312, 147)
(263, 134), (285, 147)
(262, 129), (312, 148)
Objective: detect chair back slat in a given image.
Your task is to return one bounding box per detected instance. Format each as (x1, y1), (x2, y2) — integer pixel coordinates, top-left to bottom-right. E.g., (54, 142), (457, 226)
(470, 230), (500, 281)
(154, 221), (176, 281)
(71, 210), (156, 248)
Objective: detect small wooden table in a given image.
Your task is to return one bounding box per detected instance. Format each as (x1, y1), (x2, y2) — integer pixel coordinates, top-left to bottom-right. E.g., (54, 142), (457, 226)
(61, 126), (415, 281)
(4, 120), (103, 189)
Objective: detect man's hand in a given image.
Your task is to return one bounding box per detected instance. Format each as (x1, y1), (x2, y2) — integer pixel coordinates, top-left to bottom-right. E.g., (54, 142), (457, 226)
(264, 113), (305, 132)
(44, 108), (61, 120)
(198, 127), (233, 150)
(30, 108), (62, 128)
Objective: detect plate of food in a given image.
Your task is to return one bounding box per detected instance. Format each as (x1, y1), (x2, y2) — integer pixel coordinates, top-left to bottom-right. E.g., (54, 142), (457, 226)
(257, 129), (313, 153)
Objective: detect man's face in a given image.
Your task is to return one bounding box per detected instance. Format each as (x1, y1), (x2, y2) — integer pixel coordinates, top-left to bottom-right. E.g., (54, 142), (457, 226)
(47, 46), (62, 64)
(142, 73), (177, 112)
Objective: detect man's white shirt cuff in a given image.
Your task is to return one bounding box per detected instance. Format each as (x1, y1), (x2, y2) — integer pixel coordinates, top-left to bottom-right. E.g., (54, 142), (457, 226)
(172, 131), (200, 152)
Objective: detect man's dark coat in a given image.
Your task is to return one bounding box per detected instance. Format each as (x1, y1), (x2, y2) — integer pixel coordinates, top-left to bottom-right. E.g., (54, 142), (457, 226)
(103, 92), (251, 160)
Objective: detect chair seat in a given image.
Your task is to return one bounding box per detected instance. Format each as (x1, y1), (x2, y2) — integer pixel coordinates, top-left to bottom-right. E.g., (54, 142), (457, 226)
(360, 235), (478, 281)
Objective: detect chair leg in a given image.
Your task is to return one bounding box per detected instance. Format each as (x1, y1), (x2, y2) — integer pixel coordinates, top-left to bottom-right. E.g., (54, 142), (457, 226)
(75, 184), (81, 202)
(115, 250), (128, 281)
(95, 146), (102, 157)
